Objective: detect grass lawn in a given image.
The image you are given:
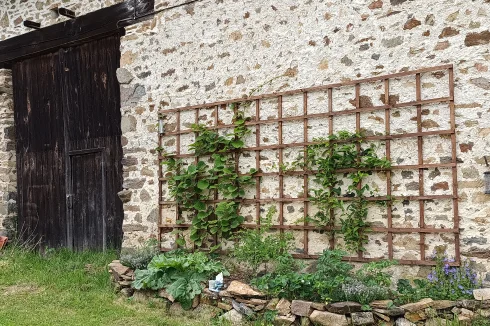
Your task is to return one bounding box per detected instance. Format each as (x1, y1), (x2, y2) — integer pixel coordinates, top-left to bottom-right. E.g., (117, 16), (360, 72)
(0, 246), (220, 326)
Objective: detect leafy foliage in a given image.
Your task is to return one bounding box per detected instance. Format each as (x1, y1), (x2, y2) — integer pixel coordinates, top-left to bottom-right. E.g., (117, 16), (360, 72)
(294, 131), (391, 252)
(163, 109), (256, 248)
(232, 207), (299, 277)
(252, 249), (397, 303)
(120, 238), (159, 270)
(132, 250), (228, 309)
(395, 252), (481, 304)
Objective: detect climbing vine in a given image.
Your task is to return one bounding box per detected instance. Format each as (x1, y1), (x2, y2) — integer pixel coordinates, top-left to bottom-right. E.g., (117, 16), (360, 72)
(163, 108), (256, 249)
(292, 131), (391, 253)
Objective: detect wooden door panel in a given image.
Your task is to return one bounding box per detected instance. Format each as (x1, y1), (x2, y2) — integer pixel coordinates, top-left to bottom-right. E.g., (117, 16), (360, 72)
(12, 53), (67, 248)
(61, 34), (123, 250)
(12, 34), (123, 250)
(70, 151), (105, 251)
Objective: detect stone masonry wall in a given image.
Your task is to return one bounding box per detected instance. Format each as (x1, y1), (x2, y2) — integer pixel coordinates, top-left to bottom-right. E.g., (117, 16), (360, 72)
(2, 0), (490, 278)
(0, 69), (17, 238)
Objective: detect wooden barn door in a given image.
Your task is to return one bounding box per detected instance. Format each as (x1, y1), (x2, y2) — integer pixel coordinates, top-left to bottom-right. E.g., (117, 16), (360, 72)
(12, 34), (123, 250)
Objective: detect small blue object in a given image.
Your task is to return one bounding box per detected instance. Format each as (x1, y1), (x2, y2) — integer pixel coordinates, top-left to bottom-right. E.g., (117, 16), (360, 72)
(209, 280), (223, 292)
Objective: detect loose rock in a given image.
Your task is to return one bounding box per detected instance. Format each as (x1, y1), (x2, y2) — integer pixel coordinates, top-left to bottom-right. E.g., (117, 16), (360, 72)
(276, 298), (292, 315)
(400, 298), (433, 312)
(474, 288), (490, 301)
(395, 317), (416, 326)
(226, 281), (264, 298)
(309, 310), (349, 326)
(327, 301), (362, 314)
(351, 312), (375, 325)
(221, 309), (244, 325)
(273, 314), (296, 326)
(291, 300), (313, 317)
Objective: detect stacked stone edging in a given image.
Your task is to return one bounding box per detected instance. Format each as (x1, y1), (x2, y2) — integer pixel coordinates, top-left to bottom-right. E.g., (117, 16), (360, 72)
(109, 261), (490, 325)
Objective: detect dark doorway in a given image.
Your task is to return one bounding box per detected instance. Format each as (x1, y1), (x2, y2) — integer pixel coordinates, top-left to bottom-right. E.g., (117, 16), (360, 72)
(12, 34), (123, 250)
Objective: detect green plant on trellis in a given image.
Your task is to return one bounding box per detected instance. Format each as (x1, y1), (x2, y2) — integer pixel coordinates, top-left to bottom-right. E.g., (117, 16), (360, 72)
(291, 131), (391, 252)
(162, 107), (256, 249)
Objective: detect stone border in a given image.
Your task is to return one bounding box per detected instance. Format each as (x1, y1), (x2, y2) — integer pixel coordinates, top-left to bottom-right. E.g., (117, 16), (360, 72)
(109, 260), (490, 326)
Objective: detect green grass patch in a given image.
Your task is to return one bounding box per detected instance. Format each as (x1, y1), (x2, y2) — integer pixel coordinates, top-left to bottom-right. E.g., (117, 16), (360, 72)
(0, 246), (220, 326)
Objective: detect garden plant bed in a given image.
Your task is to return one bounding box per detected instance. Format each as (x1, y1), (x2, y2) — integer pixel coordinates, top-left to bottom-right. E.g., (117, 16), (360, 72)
(110, 257), (490, 326)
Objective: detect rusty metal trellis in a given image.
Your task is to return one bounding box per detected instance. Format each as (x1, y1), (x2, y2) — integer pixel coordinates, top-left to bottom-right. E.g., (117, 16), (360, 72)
(158, 64), (459, 266)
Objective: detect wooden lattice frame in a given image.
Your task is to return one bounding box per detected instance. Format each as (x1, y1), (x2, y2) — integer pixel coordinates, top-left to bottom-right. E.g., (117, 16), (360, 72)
(158, 64), (459, 266)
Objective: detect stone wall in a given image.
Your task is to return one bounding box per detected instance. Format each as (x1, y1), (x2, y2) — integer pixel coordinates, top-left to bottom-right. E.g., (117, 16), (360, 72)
(0, 69), (17, 238)
(2, 0), (490, 277)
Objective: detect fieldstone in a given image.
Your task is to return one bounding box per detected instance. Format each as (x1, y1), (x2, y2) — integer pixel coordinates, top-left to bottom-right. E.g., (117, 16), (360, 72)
(291, 300), (313, 317)
(370, 300), (393, 309)
(219, 290), (233, 297)
(395, 318), (416, 326)
(309, 310), (348, 326)
(351, 312), (375, 325)
(120, 287), (134, 297)
(460, 308), (474, 318)
(457, 299), (490, 309)
(311, 302), (326, 311)
(116, 68), (134, 84)
(221, 309), (244, 325)
(235, 298), (268, 305)
(458, 315), (471, 326)
(426, 319), (448, 326)
(253, 305), (265, 312)
(117, 189), (132, 203)
(226, 281), (264, 298)
(232, 300), (254, 317)
(404, 310), (427, 322)
(470, 77), (490, 90)
(121, 115), (137, 133)
(400, 298), (433, 312)
(266, 298), (280, 310)
(404, 18), (421, 30)
(439, 27), (459, 38)
(327, 301), (362, 314)
(276, 298), (292, 315)
(192, 295), (200, 308)
(373, 312), (390, 322)
(218, 302), (233, 310)
(431, 300), (456, 310)
(108, 260), (130, 276)
(273, 314), (295, 326)
(300, 316), (311, 326)
(465, 30), (490, 47)
(382, 36), (404, 48)
(373, 308), (406, 317)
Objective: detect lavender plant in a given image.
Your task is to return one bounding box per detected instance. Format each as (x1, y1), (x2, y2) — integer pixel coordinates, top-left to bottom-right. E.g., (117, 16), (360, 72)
(396, 251), (481, 304)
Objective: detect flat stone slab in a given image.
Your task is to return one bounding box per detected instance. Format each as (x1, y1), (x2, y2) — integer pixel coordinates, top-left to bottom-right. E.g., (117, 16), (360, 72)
(474, 288), (490, 301)
(373, 307), (405, 317)
(400, 298), (433, 312)
(326, 301), (362, 314)
(309, 310), (348, 326)
(226, 281), (264, 298)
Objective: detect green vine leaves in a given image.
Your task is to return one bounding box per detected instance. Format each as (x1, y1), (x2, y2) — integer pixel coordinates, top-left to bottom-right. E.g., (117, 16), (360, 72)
(163, 108), (257, 249)
(293, 131), (392, 253)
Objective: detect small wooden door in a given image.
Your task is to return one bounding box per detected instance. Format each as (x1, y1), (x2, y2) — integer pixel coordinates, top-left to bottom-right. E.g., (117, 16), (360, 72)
(12, 34), (123, 250)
